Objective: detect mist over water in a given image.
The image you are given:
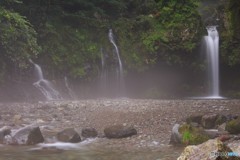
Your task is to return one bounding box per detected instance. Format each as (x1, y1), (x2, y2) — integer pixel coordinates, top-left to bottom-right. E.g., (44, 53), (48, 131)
(0, 28), (225, 101)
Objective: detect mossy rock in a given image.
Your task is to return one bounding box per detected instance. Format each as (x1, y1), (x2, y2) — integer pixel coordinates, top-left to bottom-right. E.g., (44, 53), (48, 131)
(179, 124), (210, 145)
(226, 117), (240, 134)
(215, 114), (227, 126)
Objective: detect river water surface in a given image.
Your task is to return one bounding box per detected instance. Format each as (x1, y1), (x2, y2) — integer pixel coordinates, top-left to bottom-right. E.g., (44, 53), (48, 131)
(0, 141), (183, 160)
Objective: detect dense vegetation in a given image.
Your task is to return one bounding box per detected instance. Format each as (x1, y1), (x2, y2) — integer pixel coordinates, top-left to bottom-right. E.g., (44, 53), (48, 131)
(0, 0), (239, 98)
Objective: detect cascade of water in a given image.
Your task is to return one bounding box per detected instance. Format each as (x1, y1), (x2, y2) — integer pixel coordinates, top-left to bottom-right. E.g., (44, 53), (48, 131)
(64, 76), (76, 99)
(29, 59), (61, 100)
(204, 26), (221, 98)
(108, 29), (123, 74)
(108, 29), (125, 96)
(100, 48), (107, 95)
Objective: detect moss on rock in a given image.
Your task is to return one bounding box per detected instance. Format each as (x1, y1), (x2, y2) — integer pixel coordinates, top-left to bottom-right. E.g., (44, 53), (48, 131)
(226, 117), (240, 134)
(179, 124), (210, 145)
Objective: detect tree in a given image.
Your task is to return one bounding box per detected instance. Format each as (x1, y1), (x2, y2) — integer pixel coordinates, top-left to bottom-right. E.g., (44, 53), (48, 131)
(0, 1), (40, 83)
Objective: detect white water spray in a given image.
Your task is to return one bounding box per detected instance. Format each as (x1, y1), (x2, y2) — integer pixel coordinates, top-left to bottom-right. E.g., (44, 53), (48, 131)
(29, 59), (61, 100)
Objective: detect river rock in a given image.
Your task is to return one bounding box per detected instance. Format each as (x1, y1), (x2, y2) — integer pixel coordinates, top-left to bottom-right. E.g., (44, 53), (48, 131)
(0, 126), (11, 143)
(81, 127), (98, 138)
(13, 114), (22, 124)
(169, 124), (182, 144)
(12, 125), (44, 145)
(177, 139), (235, 160)
(57, 128), (81, 143)
(201, 114), (218, 129)
(218, 123), (227, 132)
(104, 124), (137, 139)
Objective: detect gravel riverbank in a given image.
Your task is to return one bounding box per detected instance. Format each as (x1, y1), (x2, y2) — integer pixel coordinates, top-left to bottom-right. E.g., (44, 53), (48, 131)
(1, 99), (240, 151)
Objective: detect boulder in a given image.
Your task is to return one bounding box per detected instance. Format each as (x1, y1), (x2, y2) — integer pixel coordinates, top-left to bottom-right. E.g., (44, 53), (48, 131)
(12, 125), (44, 145)
(201, 114), (218, 129)
(104, 124), (137, 139)
(226, 117), (240, 134)
(169, 124), (182, 144)
(177, 139), (236, 160)
(81, 128), (98, 138)
(0, 126), (11, 143)
(57, 128), (81, 143)
(186, 115), (203, 125)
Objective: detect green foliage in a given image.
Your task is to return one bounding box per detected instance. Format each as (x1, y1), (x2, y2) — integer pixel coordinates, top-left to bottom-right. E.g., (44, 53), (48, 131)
(37, 21), (100, 79)
(220, 0), (240, 66)
(112, 17), (155, 71)
(182, 130), (192, 144)
(0, 6), (40, 68)
(179, 124), (209, 145)
(228, 0), (240, 39)
(141, 0), (202, 65)
(2, 0), (236, 84)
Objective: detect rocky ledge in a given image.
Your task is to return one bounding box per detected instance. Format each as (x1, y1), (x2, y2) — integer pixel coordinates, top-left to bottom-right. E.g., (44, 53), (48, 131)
(170, 112), (240, 159)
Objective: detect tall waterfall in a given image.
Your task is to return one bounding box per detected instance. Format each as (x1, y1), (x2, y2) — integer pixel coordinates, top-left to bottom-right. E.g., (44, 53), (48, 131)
(108, 29), (125, 96)
(204, 26), (221, 98)
(29, 59), (61, 100)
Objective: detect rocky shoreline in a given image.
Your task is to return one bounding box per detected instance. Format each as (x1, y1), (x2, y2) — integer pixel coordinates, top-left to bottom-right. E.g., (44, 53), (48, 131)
(0, 99), (240, 155)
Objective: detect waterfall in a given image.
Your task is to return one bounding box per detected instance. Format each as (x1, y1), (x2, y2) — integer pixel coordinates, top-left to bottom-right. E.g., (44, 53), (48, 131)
(29, 59), (61, 100)
(204, 26), (221, 98)
(64, 76), (76, 99)
(100, 48), (107, 96)
(108, 29), (125, 96)
(108, 29), (123, 75)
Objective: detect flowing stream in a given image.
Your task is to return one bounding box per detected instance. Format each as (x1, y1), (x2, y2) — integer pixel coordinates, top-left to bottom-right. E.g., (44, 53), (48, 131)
(0, 142), (182, 160)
